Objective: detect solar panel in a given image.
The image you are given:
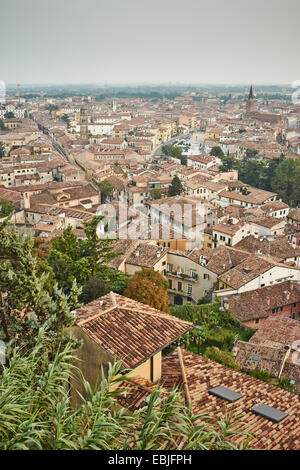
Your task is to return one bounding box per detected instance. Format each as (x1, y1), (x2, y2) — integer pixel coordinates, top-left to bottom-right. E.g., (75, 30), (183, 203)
(208, 385), (243, 403)
(252, 404), (288, 423)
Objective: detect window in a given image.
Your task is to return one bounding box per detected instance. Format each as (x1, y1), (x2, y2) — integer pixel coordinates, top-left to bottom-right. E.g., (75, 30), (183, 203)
(255, 318), (259, 324)
(187, 284), (192, 295)
(204, 273), (210, 280)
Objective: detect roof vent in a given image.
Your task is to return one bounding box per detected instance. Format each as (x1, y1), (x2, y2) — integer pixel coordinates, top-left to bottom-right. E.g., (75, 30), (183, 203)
(208, 385), (243, 403)
(109, 291), (117, 307)
(99, 300), (103, 306)
(252, 404), (288, 423)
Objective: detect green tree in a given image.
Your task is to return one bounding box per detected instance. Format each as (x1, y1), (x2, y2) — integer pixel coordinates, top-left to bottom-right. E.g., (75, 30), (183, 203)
(0, 222), (80, 350)
(0, 199), (14, 218)
(124, 268), (170, 313)
(205, 346), (240, 370)
(0, 120), (5, 131)
(210, 146), (224, 158)
(168, 145), (182, 159)
(244, 148), (259, 161)
(61, 114), (70, 126)
(0, 141), (6, 158)
(47, 217), (124, 294)
(98, 179), (114, 203)
(81, 276), (110, 303)
(4, 111), (15, 119)
(168, 175), (183, 196)
(152, 188), (162, 200)
(161, 144), (171, 156)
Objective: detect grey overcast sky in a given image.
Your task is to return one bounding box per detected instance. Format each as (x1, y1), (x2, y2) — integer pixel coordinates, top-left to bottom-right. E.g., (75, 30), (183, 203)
(1, 0), (299, 85)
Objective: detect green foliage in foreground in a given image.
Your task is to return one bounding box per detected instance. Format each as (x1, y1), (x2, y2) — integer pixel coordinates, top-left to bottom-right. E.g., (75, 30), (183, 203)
(0, 327), (252, 450)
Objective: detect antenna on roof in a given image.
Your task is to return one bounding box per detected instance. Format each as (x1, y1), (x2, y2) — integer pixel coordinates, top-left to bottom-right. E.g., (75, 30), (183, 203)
(110, 291), (117, 307)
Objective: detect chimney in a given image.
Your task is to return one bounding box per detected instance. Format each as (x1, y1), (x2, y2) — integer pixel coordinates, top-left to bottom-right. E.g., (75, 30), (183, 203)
(110, 291), (117, 307)
(23, 192), (30, 210)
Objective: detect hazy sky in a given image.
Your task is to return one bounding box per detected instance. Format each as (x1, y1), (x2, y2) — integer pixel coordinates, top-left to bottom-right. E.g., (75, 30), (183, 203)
(1, 0), (300, 85)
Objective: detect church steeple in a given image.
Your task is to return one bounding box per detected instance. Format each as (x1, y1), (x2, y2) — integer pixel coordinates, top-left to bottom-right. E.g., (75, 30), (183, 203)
(249, 85), (254, 100)
(247, 85), (255, 113)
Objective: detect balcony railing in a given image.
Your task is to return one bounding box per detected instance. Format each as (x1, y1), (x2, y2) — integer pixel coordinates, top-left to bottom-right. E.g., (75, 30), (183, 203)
(166, 271), (198, 282)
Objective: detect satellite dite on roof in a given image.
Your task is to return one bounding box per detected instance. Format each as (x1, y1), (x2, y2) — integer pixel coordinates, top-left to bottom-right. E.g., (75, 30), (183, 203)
(208, 385), (243, 403)
(252, 404), (288, 423)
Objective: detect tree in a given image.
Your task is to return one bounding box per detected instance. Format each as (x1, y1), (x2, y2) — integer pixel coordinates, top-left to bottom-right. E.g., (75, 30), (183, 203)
(4, 111), (14, 119)
(47, 104), (58, 115)
(152, 188), (162, 200)
(98, 179), (114, 203)
(0, 222), (80, 350)
(61, 114), (70, 126)
(0, 120), (5, 131)
(168, 145), (182, 159)
(205, 346), (240, 370)
(210, 146), (224, 158)
(0, 142), (6, 159)
(168, 175), (183, 197)
(47, 217), (124, 294)
(161, 144), (171, 156)
(244, 148), (259, 161)
(0, 200), (14, 218)
(124, 268), (170, 313)
(0, 326), (251, 450)
(81, 276), (110, 303)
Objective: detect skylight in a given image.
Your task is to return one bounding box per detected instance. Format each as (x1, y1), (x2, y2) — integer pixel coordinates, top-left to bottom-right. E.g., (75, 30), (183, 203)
(252, 404), (288, 423)
(208, 385), (243, 403)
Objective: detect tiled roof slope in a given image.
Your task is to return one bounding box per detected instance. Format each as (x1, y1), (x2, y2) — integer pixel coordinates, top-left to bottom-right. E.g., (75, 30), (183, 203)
(218, 256), (275, 289)
(249, 316), (300, 348)
(235, 235), (300, 262)
(161, 349), (300, 450)
(75, 293), (192, 370)
(224, 281), (300, 322)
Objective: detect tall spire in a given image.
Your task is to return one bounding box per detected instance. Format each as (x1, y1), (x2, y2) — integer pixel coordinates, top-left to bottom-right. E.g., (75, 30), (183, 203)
(246, 85), (255, 113)
(249, 85), (254, 99)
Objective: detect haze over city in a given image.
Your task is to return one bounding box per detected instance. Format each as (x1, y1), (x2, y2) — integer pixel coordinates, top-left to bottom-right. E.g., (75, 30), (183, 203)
(1, 0), (300, 85)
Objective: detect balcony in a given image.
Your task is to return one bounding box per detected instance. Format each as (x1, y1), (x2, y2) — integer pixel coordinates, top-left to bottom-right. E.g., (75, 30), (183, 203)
(166, 271), (198, 282)
(168, 288), (197, 303)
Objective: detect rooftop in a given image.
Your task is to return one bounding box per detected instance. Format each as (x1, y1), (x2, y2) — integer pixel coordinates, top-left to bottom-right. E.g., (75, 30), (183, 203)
(74, 293), (192, 370)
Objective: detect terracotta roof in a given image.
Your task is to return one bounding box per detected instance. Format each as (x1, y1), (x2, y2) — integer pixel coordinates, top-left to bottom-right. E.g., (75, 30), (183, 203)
(219, 188), (277, 205)
(161, 349), (300, 450)
(224, 281), (300, 322)
(75, 293), (192, 370)
(250, 316), (300, 348)
(234, 235), (300, 262)
(218, 256), (277, 289)
(125, 243), (168, 268)
(188, 246), (249, 275)
(288, 209), (300, 224)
